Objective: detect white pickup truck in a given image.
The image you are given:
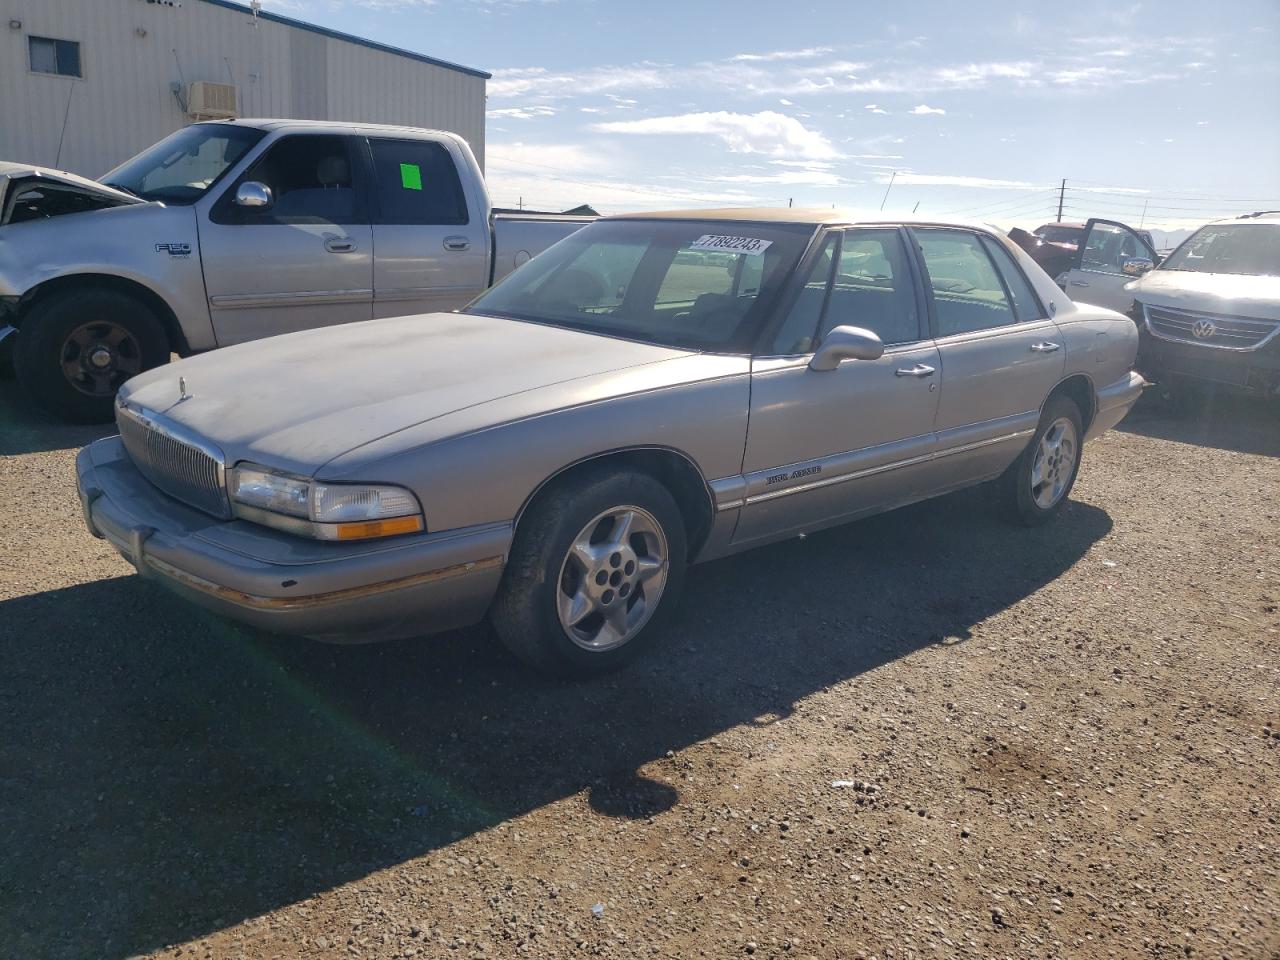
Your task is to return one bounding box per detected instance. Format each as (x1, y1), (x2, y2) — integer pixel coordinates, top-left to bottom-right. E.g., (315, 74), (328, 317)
(0, 119), (591, 421)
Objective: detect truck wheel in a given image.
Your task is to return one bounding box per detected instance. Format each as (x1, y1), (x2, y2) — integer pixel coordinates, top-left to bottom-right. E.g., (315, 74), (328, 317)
(490, 467), (688, 678)
(996, 395), (1084, 527)
(15, 287), (169, 423)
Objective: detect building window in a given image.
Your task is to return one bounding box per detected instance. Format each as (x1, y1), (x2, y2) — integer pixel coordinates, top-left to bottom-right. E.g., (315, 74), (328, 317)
(29, 36), (82, 78)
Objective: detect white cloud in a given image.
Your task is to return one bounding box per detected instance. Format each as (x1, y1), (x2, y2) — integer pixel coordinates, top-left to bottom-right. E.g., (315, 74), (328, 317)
(595, 110), (839, 159)
(730, 47), (833, 62)
(910, 104), (946, 115)
(889, 173), (1039, 189)
(489, 65), (667, 99)
(703, 170), (849, 187)
(865, 103), (888, 114)
(486, 105), (557, 120)
(778, 98), (795, 106)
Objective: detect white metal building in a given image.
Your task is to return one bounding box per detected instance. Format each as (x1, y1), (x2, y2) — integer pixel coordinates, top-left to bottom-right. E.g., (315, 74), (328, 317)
(0, 0), (489, 178)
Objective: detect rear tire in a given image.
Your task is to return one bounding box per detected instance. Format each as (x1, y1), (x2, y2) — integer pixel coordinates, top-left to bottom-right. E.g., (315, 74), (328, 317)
(996, 395), (1084, 527)
(490, 467), (688, 678)
(14, 287), (169, 423)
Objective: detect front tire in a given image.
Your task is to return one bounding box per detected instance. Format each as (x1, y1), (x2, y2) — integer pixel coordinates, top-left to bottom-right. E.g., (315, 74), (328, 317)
(491, 467), (688, 677)
(14, 287), (169, 423)
(997, 395), (1084, 526)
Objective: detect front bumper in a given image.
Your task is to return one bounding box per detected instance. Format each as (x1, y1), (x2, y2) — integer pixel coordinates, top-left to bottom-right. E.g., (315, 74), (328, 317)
(76, 437), (511, 642)
(1137, 326), (1280, 395)
(1085, 370), (1146, 441)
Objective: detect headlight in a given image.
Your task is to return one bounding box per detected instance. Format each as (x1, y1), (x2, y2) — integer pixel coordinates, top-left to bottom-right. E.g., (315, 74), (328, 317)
(228, 464), (424, 541)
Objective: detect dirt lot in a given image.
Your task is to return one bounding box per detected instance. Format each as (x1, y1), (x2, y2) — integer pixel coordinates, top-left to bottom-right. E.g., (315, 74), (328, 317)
(1, 383), (1277, 960)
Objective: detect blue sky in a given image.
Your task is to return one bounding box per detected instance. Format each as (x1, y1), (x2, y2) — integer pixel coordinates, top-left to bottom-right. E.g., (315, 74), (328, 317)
(266, 0), (1279, 233)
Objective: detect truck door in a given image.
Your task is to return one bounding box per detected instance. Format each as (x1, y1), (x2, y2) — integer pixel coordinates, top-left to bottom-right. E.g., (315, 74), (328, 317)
(1059, 218), (1157, 314)
(364, 137), (489, 318)
(197, 133), (373, 346)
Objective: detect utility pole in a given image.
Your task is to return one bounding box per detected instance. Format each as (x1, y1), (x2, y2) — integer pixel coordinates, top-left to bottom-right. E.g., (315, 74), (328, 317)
(788, 197), (793, 208)
(1056, 179), (1066, 222)
(880, 171), (897, 212)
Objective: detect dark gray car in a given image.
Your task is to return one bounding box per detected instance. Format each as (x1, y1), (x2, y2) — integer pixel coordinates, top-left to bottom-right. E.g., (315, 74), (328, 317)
(76, 209), (1144, 675)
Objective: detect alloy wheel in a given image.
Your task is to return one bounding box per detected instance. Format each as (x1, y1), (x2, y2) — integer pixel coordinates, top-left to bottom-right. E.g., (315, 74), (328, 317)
(556, 505), (669, 651)
(1030, 417), (1078, 509)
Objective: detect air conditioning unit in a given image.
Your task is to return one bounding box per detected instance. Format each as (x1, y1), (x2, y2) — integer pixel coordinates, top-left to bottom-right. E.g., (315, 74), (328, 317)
(186, 81), (237, 119)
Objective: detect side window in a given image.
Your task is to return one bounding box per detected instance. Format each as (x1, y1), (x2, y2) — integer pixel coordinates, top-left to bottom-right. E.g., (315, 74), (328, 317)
(980, 236), (1044, 324)
(916, 230), (1016, 336)
(819, 229), (920, 345)
(1079, 221), (1152, 275)
(368, 138), (468, 226)
(217, 135), (358, 225)
(769, 235), (836, 354)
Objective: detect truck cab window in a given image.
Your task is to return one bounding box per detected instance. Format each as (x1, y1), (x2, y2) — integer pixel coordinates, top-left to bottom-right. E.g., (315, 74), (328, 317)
(233, 135), (359, 224)
(368, 139), (468, 226)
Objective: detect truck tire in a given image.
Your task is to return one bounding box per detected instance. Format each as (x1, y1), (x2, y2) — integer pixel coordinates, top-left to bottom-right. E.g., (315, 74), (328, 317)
(490, 466), (688, 678)
(14, 286), (169, 423)
(995, 395), (1084, 527)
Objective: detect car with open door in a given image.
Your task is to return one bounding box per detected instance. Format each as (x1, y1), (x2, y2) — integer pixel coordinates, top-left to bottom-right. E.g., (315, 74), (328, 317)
(76, 208), (1144, 677)
(1056, 218), (1161, 313)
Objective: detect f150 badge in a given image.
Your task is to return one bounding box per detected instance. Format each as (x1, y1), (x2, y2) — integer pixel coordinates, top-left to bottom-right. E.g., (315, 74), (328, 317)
(155, 242), (192, 258)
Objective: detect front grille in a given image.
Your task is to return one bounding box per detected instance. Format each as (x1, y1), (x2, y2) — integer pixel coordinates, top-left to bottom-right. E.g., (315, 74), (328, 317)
(116, 402), (231, 518)
(1145, 304), (1279, 351)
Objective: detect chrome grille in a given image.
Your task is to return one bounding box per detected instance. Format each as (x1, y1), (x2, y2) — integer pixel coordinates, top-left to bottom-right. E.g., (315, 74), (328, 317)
(1145, 304), (1279, 351)
(116, 402), (231, 518)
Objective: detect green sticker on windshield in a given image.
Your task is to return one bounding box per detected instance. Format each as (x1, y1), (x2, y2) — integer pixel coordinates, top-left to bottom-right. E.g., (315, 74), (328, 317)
(399, 163), (422, 190)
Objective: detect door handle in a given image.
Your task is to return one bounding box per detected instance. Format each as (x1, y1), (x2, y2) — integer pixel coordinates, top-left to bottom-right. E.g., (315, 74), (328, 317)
(895, 363), (936, 378)
(1030, 341), (1061, 353)
(443, 236), (471, 252)
(324, 237), (356, 253)
(1068, 279), (1090, 287)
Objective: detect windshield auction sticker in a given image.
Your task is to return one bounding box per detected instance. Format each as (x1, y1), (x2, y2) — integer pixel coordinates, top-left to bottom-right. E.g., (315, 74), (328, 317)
(689, 235), (774, 256)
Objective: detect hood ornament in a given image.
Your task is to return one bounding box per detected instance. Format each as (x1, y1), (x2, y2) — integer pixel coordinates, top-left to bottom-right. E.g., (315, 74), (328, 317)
(177, 376), (190, 403)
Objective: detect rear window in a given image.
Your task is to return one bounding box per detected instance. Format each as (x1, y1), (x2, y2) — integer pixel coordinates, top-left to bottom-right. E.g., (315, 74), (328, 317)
(368, 138), (468, 226)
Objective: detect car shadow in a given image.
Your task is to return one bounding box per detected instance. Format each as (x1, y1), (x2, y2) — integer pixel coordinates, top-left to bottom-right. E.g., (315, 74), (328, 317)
(0, 490), (1112, 959)
(0, 380), (115, 456)
(1117, 388), (1279, 458)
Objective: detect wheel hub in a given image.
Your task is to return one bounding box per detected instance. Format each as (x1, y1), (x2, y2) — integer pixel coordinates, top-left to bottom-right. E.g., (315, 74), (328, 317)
(556, 506), (669, 652)
(87, 346), (115, 370)
(59, 320), (144, 397)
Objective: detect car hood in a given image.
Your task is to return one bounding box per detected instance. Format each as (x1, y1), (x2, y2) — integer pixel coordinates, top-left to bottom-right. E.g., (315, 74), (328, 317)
(1128, 269), (1280, 321)
(0, 162), (140, 224)
(118, 313), (692, 476)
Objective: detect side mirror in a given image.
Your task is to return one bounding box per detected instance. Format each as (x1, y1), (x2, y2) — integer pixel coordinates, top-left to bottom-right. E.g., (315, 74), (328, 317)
(235, 181), (273, 209)
(1122, 256), (1153, 277)
(808, 325), (884, 372)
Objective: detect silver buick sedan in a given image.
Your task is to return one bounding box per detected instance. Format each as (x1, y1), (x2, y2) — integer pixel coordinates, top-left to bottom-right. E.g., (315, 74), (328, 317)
(77, 209), (1144, 675)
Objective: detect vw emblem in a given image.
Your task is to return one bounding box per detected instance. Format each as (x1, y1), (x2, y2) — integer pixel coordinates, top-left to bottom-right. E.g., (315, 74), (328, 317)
(1191, 318), (1217, 339)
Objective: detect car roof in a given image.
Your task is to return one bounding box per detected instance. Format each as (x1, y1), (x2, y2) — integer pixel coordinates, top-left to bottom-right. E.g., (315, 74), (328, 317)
(604, 206), (995, 231)
(202, 118), (466, 141)
(1223, 211), (1280, 223)
(1036, 221), (1086, 230)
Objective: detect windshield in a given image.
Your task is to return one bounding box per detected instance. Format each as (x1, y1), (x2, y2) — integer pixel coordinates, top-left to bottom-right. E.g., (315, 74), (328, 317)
(465, 219), (816, 352)
(1035, 225), (1084, 245)
(1160, 223), (1280, 276)
(101, 124), (265, 205)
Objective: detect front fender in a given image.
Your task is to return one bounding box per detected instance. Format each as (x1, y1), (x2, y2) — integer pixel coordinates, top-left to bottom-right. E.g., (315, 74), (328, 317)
(0, 204), (215, 350)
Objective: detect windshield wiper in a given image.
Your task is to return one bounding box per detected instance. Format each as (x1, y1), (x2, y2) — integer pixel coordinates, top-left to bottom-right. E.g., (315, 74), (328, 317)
(100, 181), (142, 200)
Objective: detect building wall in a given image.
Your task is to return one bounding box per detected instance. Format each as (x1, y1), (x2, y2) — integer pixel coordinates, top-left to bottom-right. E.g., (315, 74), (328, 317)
(0, 0), (486, 178)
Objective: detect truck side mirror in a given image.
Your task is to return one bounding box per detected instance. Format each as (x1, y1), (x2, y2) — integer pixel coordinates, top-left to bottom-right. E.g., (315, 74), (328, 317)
(235, 181), (273, 209)
(1122, 257), (1153, 277)
(808, 325), (884, 371)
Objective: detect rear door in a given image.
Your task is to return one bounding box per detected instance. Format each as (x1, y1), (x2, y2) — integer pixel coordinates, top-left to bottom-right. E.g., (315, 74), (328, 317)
(1060, 218), (1157, 313)
(199, 133), (373, 346)
(736, 227), (941, 544)
(365, 137), (489, 318)
(911, 227), (1065, 485)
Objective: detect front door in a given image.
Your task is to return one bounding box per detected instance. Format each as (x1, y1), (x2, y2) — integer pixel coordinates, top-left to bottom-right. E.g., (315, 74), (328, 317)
(198, 133), (373, 346)
(911, 227), (1066, 482)
(365, 137), (489, 318)
(1060, 218), (1158, 313)
(736, 227), (941, 544)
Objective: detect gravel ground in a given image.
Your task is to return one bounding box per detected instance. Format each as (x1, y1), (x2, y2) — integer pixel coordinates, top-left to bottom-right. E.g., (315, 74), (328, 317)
(1, 382), (1277, 960)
